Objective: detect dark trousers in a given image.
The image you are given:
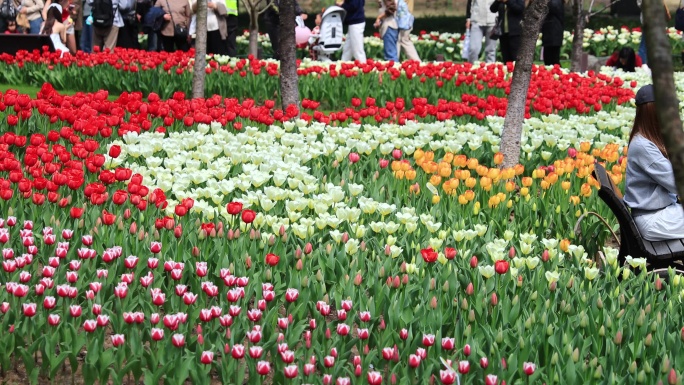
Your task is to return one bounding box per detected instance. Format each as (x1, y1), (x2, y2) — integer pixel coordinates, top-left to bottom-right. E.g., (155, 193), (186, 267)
(162, 34), (189, 52)
(543, 45), (561, 66)
(500, 34), (521, 63)
(264, 12), (279, 59)
(225, 14), (237, 56)
(117, 23), (140, 49)
(207, 29), (227, 55)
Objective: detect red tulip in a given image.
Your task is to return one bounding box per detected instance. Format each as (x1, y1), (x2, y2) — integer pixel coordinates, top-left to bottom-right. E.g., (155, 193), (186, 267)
(43, 296), (56, 309)
(357, 328), (369, 339)
(241, 209), (256, 223)
(494, 260), (509, 274)
(280, 350), (295, 363)
(444, 247), (457, 260)
(441, 337), (455, 350)
(265, 253), (280, 266)
(409, 354), (421, 368)
(111, 334), (125, 348)
(422, 334), (435, 346)
(283, 365), (298, 379)
(457, 360), (470, 374)
(101, 210), (116, 226)
(337, 323), (350, 336)
(22, 303), (37, 317)
(523, 362), (535, 376)
(420, 247), (438, 263)
(249, 346), (263, 359)
(150, 242), (162, 254)
(485, 374), (498, 385)
(440, 370), (456, 385)
(367, 371), (382, 385)
(172, 333), (185, 347)
(285, 288), (299, 302)
(231, 344), (245, 359)
(256, 361), (270, 375)
(463, 344), (471, 356)
(108, 145), (121, 158)
(480, 357), (489, 368)
(226, 201), (243, 215)
(83, 319), (97, 333)
(47, 314), (60, 326)
(151, 328), (164, 341)
(200, 351), (214, 364)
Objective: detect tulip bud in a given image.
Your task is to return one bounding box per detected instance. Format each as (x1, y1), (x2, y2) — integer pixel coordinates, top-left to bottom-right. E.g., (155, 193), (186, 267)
(129, 222), (137, 234)
(490, 292), (498, 306)
(572, 348), (579, 363)
(668, 369), (678, 385)
(469, 310), (475, 323)
(378, 266), (385, 278)
(469, 256), (478, 268)
(354, 273), (363, 286)
(430, 296), (437, 309)
(461, 298), (468, 310)
(566, 276), (574, 289)
(549, 281), (557, 292)
(645, 333), (652, 347)
(655, 278), (663, 291)
(466, 282), (474, 295)
(662, 357), (671, 374)
(316, 270), (323, 282)
(301, 276), (309, 287)
(429, 278), (436, 290)
(295, 259), (303, 271)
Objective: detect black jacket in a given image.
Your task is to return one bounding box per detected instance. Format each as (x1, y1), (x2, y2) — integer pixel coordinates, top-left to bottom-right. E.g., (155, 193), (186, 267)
(541, 0), (564, 46)
(489, 0), (525, 36)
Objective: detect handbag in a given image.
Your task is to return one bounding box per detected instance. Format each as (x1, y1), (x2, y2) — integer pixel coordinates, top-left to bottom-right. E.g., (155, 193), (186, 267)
(164, 0), (187, 38)
(676, 0), (684, 31)
(490, 16), (502, 40)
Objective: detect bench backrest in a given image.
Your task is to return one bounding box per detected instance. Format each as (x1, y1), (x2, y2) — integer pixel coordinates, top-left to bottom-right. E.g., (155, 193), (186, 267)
(593, 161), (645, 257)
(0, 34), (55, 56)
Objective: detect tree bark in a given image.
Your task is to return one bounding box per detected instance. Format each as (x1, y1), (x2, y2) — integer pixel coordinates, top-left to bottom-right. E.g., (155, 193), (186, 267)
(242, 0), (265, 57)
(569, 0), (586, 72)
(278, 0), (299, 110)
(642, 0), (684, 198)
(192, 0), (208, 98)
(499, 0), (550, 169)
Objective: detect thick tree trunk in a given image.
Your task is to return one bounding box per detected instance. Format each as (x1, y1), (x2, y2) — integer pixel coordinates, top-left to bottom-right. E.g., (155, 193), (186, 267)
(278, 0), (299, 110)
(642, 0), (684, 198)
(569, 0), (586, 72)
(499, 0), (550, 169)
(192, 0), (208, 98)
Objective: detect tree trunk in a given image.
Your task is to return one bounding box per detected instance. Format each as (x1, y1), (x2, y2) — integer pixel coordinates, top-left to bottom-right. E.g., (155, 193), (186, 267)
(569, 0), (586, 72)
(278, 0), (299, 110)
(499, 0), (550, 169)
(249, 8), (259, 56)
(642, 0), (684, 198)
(192, 0), (208, 98)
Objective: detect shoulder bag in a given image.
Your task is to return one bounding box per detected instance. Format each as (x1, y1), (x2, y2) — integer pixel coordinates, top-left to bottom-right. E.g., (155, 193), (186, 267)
(164, 0), (187, 38)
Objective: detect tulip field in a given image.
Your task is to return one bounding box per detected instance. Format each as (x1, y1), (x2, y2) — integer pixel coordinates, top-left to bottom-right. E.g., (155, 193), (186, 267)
(1, 38), (684, 385)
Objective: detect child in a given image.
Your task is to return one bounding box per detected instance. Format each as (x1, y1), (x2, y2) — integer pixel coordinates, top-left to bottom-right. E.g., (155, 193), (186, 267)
(606, 47), (643, 72)
(308, 9), (322, 60)
(4, 19), (20, 33)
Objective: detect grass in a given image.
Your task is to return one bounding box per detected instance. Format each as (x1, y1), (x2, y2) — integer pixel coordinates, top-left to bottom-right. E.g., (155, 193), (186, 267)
(0, 83), (120, 100)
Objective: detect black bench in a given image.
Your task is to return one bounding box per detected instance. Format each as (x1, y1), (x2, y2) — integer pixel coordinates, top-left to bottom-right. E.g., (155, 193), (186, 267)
(593, 161), (684, 271)
(0, 34), (54, 56)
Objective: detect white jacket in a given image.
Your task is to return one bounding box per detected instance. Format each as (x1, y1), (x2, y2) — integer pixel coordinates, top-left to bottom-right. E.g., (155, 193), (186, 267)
(467, 0), (497, 26)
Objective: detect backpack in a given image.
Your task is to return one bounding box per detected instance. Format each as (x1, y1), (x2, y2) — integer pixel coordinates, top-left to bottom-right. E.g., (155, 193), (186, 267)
(141, 5), (164, 33)
(395, 0), (413, 30)
(0, 0), (16, 19)
(92, 0), (115, 28)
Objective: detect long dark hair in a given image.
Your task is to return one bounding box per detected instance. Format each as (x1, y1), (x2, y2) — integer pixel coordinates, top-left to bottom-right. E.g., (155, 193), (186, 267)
(41, 7), (62, 35)
(616, 47), (637, 72)
(629, 102), (668, 157)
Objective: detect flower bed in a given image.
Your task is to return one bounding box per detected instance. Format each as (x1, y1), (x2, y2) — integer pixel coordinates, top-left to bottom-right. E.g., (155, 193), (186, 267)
(0, 52), (636, 110)
(0, 75), (683, 384)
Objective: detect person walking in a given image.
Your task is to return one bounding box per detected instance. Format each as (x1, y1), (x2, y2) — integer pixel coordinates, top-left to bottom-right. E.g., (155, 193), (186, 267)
(395, 0), (418, 61)
(79, 0), (92, 51)
(540, 0), (563, 65)
(87, 0), (122, 51)
(489, 0), (524, 63)
(374, 0), (398, 61)
(465, 0), (496, 63)
(337, 0), (366, 62)
(223, 0), (236, 55)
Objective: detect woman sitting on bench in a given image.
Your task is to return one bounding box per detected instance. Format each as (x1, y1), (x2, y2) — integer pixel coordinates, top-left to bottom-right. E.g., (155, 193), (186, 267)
(623, 84), (684, 241)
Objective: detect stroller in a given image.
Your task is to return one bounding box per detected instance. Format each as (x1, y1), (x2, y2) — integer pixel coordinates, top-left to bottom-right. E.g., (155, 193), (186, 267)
(307, 6), (346, 61)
